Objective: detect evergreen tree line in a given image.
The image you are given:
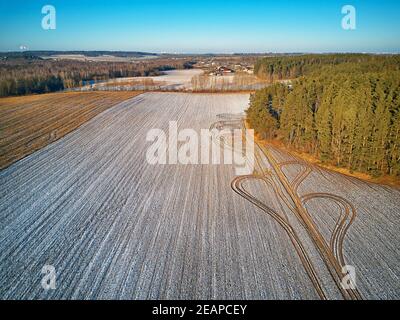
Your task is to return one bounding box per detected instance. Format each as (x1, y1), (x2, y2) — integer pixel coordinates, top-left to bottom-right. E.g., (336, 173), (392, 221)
(0, 57), (193, 97)
(247, 55), (400, 178)
(254, 53), (400, 82)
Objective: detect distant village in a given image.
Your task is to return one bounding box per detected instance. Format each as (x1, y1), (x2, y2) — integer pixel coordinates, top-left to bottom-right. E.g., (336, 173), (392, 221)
(194, 58), (254, 76)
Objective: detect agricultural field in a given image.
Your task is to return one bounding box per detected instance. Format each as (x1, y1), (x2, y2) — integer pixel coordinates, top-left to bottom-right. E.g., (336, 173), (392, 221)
(0, 91), (142, 169)
(42, 54), (159, 62)
(0, 92), (398, 299)
(88, 69), (204, 91)
(191, 73), (270, 91)
(76, 69), (269, 92)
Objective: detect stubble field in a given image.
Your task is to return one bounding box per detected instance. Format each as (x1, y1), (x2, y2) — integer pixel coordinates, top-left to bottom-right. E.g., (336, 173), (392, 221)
(0, 91), (142, 169)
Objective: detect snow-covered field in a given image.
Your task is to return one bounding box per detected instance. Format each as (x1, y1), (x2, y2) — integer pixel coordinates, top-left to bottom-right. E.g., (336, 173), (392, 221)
(94, 69), (204, 90)
(0, 92), (399, 299)
(42, 54), (159, 62)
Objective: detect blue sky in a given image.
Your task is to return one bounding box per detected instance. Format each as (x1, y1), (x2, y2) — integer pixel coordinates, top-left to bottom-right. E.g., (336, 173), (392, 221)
(0, 0), (399, 53)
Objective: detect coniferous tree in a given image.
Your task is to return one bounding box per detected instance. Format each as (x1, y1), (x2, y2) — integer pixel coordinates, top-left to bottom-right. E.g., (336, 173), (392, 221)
(247, 54), (400, 178)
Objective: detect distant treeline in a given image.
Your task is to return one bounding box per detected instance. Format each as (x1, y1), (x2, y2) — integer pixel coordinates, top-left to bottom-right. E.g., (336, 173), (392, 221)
(0, 56), (194, 97)
(247, 54), (400, 178)
(254, 53), (400, 81)
(0, 51), (158, 58)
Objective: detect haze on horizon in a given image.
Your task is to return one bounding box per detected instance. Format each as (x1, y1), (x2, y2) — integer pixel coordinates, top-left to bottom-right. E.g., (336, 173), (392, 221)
(1, 0), (400, 53)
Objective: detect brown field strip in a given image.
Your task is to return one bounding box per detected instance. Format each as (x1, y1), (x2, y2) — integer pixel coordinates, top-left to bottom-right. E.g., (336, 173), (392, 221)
(0, 91), (142, 169)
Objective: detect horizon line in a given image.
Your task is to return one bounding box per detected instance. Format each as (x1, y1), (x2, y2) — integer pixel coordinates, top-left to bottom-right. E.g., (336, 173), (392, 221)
(1, 50), (400, 55)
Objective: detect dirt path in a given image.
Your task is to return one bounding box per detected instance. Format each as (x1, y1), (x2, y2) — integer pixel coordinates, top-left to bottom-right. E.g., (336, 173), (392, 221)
(230, 135), (399, 299)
